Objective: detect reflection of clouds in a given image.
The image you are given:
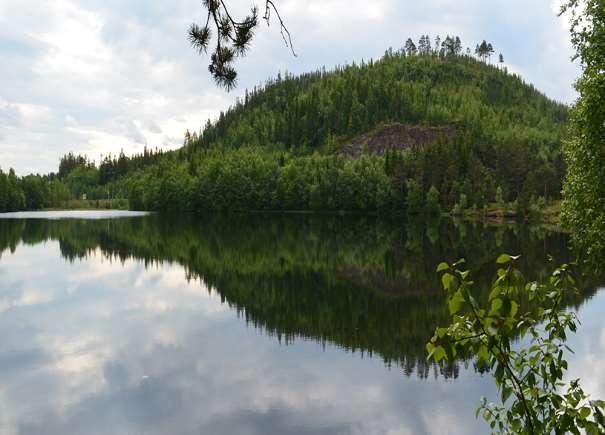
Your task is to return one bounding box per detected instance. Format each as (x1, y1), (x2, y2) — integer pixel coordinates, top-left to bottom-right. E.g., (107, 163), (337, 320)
(563, 288), (605, 401)
(0, 288), (52, 313)
(0, 242), (505, 434)
(0, 243), (62, 312)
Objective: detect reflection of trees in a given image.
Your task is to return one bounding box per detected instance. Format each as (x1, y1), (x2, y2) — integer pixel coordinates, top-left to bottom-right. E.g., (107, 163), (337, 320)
(0, 214), (592, 379)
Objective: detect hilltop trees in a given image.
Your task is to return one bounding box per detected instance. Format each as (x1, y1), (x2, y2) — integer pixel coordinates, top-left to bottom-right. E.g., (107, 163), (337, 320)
(417, 35), (432, 54)
(410, 34), (465, 57)
(404, 38), (417, 56)
(442, 36), (462, 56)
(191, 34), (517, 155)
(192, 44), (560, 154)
(475, 40), (494, 62)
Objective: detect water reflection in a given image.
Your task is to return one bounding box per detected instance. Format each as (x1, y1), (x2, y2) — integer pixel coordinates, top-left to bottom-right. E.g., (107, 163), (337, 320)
(0, 213), (601, 434)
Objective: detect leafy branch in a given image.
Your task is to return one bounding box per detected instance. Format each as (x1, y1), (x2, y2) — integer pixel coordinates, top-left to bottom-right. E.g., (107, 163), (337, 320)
(427, 255), (605, 433)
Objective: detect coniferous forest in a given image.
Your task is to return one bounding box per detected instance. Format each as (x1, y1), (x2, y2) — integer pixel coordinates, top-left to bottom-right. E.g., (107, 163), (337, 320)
(1, 37), (569, 216)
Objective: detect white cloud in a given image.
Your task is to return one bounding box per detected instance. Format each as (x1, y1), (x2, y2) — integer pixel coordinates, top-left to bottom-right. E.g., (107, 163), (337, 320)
(0, 98), (51, 128)
(32, 0), (112, 80)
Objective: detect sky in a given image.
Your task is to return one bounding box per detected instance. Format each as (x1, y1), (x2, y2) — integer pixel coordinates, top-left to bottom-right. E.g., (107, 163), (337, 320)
(0, 0), (579, 175)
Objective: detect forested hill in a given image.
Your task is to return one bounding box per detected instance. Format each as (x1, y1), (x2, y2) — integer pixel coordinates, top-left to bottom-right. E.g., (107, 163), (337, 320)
(1, 45), (571, 215)
(190, 51), (568, 155)
(129, 49), (567, 214)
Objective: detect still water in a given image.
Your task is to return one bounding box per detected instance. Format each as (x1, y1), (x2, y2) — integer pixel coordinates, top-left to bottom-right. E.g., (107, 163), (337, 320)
(0, 211), (603, 435)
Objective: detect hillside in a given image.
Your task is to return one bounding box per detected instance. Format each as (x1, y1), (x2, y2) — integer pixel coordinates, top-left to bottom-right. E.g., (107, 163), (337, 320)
(192, 52), (567, 155)
(0, 49), (571, 215)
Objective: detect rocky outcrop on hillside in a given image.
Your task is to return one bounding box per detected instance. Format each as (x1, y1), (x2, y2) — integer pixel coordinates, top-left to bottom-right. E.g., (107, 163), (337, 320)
(340, 123), (457, 157)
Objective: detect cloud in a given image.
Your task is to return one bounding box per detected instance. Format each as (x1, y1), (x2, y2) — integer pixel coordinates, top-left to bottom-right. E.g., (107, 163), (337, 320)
(0, 98), (51, 128)
(144, 120), (162, 134)
(0, 0), (580, 174)
(114, 118), (147, 145)
(0, 99), (21, 126)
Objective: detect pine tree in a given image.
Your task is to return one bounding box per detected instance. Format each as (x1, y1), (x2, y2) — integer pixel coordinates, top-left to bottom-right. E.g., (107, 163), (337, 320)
(404, 38), (417, 56)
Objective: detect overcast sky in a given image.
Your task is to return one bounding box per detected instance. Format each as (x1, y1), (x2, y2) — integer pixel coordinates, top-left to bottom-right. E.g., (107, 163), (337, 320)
(0, 0), (578, 175)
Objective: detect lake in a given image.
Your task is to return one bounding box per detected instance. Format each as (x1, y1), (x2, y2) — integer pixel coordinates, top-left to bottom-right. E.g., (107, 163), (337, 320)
(0, 211), (603, 435)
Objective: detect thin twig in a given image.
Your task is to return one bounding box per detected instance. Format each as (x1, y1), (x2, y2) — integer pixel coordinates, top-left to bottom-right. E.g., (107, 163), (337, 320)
(265, 0), (297, 57)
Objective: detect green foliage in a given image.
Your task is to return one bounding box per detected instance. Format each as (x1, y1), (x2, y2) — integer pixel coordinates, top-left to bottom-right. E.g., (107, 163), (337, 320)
(495, 186), (504, 204)
(426, 186), (441, 215)
(65, 166), (100, 198)
(405, 179), (423, 215)
(58, 152), (92, 179)
(48, 179), (71, 207)
(125, 134), (561, 215)
(0, 168), (25, 211)
(99, 151), (129, 185)
(127, 147), (397, 212)
(428, 256), (605, 433)
(0, 167), (74, 212)
(452, 193), (468, 215)
(495, 186), (506, 214)
(21, 175), (48, 210)
(524, 195), (547, 220)
(560, 0), (605, 264)
(194, 52), (566, 156)
(459, 193), (468, 210)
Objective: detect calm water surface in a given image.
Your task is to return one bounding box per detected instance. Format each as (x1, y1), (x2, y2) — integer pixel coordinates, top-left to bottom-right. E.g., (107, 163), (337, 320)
(0, 211), (603, 435)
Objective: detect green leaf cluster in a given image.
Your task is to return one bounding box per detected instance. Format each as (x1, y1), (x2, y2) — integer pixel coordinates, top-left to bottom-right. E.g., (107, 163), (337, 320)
(428, 255), (605, 433)
(560, 0), (605, 266)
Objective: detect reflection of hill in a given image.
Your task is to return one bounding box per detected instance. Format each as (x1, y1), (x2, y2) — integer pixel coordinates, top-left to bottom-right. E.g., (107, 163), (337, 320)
(0, 214), (593, 379)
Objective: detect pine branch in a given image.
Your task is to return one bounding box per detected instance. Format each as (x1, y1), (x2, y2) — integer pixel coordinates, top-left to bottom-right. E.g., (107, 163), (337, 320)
(190, 1), (295, 90)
